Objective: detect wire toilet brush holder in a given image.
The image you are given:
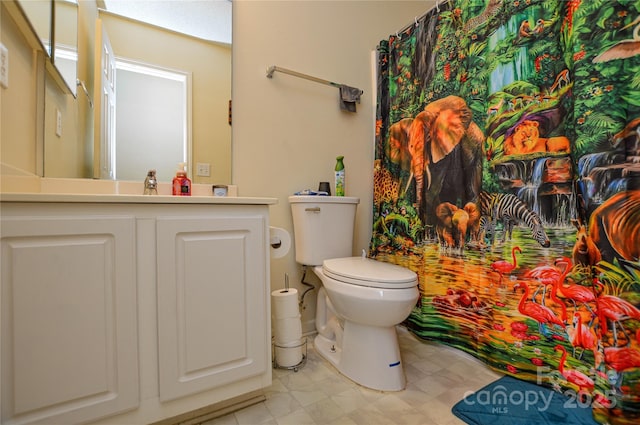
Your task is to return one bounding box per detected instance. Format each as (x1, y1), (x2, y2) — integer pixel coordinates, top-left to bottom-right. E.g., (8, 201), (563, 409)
(272, 337), (307, 372)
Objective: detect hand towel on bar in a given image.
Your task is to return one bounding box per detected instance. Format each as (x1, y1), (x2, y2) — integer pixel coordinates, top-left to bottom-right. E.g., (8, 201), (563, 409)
(339, 85), (362, 112)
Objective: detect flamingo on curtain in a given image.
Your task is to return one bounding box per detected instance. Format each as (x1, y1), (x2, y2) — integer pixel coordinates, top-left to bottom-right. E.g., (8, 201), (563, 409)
(567, 312), (596, 360)
(595, 281), (640, 345)
(603, 346), (640, 394)
(550, 259), (596, 322)
(514, 282), (564, 336)
(492, 246), (521, 286)
(554, 345), (595, 394)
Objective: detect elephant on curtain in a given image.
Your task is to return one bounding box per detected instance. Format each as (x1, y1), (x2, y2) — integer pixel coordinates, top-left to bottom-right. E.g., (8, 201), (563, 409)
(405, 95), (484, 225)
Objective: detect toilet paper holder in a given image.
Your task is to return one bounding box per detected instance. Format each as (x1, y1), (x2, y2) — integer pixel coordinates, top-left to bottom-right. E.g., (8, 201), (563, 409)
(272, 337), (307, 372)
(269, 226), (291, 259)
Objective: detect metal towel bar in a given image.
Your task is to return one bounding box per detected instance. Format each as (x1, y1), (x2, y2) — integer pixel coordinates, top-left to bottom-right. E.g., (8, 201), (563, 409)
(266, 65), (363, 96)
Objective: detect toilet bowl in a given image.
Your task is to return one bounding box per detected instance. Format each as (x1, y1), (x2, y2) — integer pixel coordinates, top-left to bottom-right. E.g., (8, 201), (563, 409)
(288, 195), (419, 391)
(313, 256), (419, 391)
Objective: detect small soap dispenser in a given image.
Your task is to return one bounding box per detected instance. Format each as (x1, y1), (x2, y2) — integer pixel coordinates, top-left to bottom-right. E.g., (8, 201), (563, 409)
(144, 169), (158, 195)
(335, 156), (345, 196)
(172, 163), (191, 196)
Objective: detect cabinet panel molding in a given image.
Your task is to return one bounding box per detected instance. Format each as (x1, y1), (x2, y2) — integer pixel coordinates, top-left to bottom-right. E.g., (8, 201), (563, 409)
(1, 216), (139, 425)
(157, 215), (268, 402)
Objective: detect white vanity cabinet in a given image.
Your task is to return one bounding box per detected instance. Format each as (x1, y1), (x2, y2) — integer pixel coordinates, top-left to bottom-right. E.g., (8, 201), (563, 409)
(0, 196), (275, 425)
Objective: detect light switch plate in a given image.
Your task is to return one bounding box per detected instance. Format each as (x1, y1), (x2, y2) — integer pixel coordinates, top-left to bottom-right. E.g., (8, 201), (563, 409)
(196, 163), (210, 177)
(0, 43), (8, 89)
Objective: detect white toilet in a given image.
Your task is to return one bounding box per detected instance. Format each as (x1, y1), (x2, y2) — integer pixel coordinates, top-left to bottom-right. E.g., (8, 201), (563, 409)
(289, 195), (419, 391)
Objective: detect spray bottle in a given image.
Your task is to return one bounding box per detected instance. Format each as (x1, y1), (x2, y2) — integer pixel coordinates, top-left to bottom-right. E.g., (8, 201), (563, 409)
(335, 156), (345, 196)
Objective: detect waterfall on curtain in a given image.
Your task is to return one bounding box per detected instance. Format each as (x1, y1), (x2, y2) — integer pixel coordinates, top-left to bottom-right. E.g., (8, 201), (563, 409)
(371, 0), (640, 423)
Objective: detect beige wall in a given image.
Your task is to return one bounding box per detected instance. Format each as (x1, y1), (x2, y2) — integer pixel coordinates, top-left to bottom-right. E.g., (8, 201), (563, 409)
(233, 1), (432, 332)
(1, 1), (40, 174)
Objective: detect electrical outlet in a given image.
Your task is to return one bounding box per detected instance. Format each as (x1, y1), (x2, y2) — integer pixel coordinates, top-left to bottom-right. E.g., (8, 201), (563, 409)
(56, 109), (62, 137)
(196, 163), (210, 177)
(0, 43), (8, 89)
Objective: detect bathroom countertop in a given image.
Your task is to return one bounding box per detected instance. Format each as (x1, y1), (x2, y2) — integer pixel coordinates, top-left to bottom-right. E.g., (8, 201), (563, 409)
(0, 192), (278, 205)
(0, 175), (277, 204)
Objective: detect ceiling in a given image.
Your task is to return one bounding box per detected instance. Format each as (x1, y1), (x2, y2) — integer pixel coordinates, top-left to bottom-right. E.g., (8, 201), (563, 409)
(101, 0), (232, 45)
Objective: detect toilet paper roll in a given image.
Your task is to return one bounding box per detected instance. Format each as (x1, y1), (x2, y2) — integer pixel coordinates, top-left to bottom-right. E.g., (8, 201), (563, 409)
(271, 288), (300, 319)
(273, 315), (302, 344)
(274, 340), (304, 367)
(269, 226), (291, 259)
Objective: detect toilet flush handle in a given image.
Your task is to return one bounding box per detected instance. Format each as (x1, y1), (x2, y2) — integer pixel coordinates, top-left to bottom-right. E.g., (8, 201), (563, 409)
(305, 207), (321, 213)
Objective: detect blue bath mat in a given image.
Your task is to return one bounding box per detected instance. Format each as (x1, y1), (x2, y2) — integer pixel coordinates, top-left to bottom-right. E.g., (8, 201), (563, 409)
(451, 376), (599, 425)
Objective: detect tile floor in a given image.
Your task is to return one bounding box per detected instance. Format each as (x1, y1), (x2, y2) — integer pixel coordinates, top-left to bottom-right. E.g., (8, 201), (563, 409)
(204, 326), (503, 425)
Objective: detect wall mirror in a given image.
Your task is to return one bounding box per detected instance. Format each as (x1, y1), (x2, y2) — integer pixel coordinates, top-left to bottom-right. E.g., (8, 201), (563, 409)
(43, 0), (232, 184)
(16, 0), (52, 57)
(16, 0), (76, 95)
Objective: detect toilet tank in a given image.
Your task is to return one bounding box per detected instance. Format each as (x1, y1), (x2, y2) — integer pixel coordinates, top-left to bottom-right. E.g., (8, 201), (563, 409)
(289, 196), (360, 266)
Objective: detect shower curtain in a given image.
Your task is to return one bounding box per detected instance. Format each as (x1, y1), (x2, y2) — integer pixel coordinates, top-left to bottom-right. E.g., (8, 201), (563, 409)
(371, 0), (640, 423)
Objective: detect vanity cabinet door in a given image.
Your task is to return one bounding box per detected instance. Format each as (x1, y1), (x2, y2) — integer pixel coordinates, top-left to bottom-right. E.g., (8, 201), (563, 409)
(156, 215), (268, 402)
(0, 214), (139, 425)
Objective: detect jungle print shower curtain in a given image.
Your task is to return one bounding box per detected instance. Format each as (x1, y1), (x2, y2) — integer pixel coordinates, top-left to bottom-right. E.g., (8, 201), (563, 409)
(371, 0), (640, 423)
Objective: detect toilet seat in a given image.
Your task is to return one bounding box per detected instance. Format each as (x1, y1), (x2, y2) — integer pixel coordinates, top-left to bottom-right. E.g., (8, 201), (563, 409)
(322, 257), (417, 289)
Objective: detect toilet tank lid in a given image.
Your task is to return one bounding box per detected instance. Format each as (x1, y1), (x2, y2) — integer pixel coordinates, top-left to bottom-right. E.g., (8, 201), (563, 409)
(289, 195), (360, 204)
(322, 257), (417, 288)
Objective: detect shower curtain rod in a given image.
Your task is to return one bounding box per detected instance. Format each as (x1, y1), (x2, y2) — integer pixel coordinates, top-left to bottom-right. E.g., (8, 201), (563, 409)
(394, 0), (450, 36)
(265, 65), (363, 95)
